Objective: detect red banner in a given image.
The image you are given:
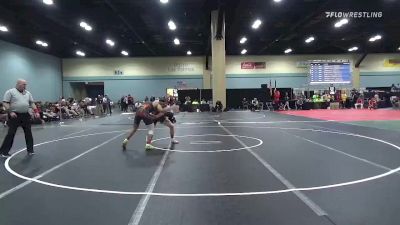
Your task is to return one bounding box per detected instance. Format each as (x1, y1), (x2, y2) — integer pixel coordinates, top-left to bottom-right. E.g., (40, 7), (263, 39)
(241, 62), (266, 69)
(241, 62), (255, 69)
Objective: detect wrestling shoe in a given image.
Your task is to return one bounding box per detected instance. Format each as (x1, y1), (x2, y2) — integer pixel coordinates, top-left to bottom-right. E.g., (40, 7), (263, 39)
(122, 139), (129, 150)
(171, 139), (179, 144)
(145, 144), (155, 151)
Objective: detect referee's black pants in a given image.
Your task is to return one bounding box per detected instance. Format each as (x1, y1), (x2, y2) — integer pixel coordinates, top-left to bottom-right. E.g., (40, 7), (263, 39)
(0, 113), (33, 154)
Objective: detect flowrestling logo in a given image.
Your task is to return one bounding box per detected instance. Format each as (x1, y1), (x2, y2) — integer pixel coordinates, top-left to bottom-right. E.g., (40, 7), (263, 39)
(325, 11), (383, 18)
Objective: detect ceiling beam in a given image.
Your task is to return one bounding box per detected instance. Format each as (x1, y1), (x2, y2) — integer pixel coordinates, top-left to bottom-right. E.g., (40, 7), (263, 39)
(355, 53), (368, 68)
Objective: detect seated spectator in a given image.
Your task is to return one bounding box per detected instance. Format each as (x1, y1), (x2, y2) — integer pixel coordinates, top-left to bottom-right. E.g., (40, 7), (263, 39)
(29, 108), (45, 125)
(283, 92), (291, 110)
(251, 98), (259, 111)
(0, 102), (8, 126)
(295, 96), (304, 110)
(354, 96), (364, 109)
(390, 96), (399, 109)
(215, 100), (223, 112)
(391, 84), (398, 92)
(368, 97), (377, 110)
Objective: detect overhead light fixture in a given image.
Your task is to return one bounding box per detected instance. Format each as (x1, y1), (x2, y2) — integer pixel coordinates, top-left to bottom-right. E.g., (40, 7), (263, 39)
(121, 50), (129, 56)
(79, 21), (92, 31)
(160, 0), (168, 4)
(174, 38), (180, 45)
(334, 19), (349, 28)
(284, 48), (292, 54)
(76, 50), (85, 57)
(251, 19), (262, 29)
(106, 39), (115, 47)
(305, 36), (315, 43)
(398, 46), (400, 51)
(348, 46), (358, 52)
(187, 50), (192, 55)
(369, 34), (382, 42)
(274, 0), (282, 2)
(43, 0), (53, 5)
(0, 25), (8, 32)
(240, 37), (247, 44)
(35, 40), (48, 47)
(241, 49), (247, 55)
(168, 20), (177, 30)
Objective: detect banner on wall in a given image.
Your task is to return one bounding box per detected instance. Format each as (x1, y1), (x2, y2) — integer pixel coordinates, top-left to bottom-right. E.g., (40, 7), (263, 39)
(241, 62), (266, 69)
(167, 63), (195, 72)
(384, 59), (400, 67)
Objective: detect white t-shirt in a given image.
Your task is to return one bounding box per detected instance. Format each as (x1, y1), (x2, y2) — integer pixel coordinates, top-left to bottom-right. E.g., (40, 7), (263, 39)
(3, 88), (34, 113)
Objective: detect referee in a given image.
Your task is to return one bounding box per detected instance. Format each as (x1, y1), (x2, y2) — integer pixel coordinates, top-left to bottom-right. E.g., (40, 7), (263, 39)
(0, 79), (40, 158)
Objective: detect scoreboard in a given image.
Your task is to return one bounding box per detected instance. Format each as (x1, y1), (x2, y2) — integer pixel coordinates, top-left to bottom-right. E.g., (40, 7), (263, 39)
(309, 61), (351, 84)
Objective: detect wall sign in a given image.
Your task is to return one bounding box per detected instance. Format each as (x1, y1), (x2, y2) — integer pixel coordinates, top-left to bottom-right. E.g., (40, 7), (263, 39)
(384, 59), (400, 67)
(114, 70), (123, 75)
(167, 63), (195, 72)
(241, 62), (266, 69)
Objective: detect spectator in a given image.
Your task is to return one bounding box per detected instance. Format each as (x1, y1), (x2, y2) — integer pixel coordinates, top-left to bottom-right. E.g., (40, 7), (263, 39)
(355, 96), (364, 109)
(242, 98), (249, 110)
(0, 102), (8, 127)
(368, 97), (377, 110)
(390, 96), (399, 108)
(273, 89), (280, 110)
(283, 92), (291, 110)
(215, 100), (223, 112)
(251, 98), (259, 111)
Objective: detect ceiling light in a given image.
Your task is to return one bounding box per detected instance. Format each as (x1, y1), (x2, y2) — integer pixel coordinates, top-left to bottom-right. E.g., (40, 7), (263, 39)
(174, 38), (180, 45)
(121, 50), (129, 56)
(0, 25), (8, 32)
(76, 50), (85, 57)
(398, 46), (400, 51)
(168, 20), (177, 30)
(43, 0), (53, 5)
(251, 19), (262, 29)
(79, 21), (93, 31)
(274, 0), (282, 2)
(369, 34), (382, 42)
(348, 46), (358, 52)
(305, 36), (315, 43)
(160, 0), (168, 4)
(35, 40), (48, 47)
(106, 39), (115, 47)
(334, 19), (349, 28)
(240, 37), (247, 44)
(80, 21), (88, 27)
(187, 50), (192, 55)
(241, 49), (247, 55)
(284, 48), (292, 54)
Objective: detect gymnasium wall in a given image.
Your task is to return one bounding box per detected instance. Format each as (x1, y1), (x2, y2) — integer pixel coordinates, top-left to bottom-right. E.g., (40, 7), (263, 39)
(0, 40), (62, 101)
(62, 53), (400, 101)
(62, 57), (204, 101)
(359, 53), (400, 87)
(225, 54), (359, 89)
